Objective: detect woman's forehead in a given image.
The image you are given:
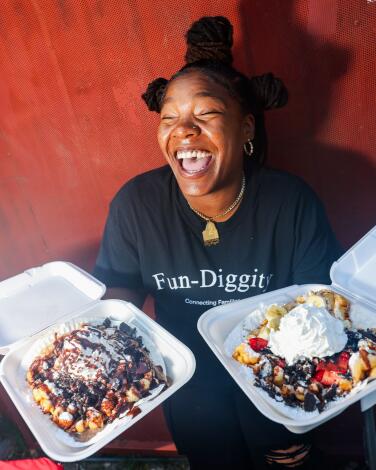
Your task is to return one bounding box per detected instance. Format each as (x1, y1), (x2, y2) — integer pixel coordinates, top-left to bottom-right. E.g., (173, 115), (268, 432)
(163, 71), (230, 104)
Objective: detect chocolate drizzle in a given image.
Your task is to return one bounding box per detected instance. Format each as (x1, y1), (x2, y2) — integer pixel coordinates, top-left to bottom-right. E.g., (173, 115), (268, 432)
(27, 318), (168, 436)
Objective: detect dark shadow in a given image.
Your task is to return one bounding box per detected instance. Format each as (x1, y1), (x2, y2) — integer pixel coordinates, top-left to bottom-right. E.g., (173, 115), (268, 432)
(234, 0), (375, 461)
(61, 240), (100, 273)
(236, 0), (376, 250)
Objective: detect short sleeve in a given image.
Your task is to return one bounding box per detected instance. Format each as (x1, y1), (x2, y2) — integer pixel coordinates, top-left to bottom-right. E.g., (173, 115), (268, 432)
(291, 185), (342, 285)
(93, 193), (143, 289)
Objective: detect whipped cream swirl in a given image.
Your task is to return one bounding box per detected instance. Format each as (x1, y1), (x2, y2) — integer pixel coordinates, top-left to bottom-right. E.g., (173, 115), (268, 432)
(269, 304), (348, 364)
(55, 325), (126, 381)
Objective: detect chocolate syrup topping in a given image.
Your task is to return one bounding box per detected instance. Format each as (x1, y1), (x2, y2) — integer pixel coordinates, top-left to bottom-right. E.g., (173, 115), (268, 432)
(27, 318), (168, 436)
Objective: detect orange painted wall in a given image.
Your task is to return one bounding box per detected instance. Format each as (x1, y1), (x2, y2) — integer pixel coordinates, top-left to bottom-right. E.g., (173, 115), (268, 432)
(1, 0), (376, 280)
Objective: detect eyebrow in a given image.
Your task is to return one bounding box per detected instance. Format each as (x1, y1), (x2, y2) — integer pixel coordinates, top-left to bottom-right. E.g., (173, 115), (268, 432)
(163, 91), (226, 105)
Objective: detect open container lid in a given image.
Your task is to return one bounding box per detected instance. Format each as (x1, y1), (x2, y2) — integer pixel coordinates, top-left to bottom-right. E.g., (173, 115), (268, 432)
(331, 225), (376, 306)
(0, 261), (105, 355)
(198, 224), (376, 433)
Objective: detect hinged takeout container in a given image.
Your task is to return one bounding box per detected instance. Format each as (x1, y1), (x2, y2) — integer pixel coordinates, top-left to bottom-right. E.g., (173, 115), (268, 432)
(198, 225), (376, 434)
(0, 261), (195, 461)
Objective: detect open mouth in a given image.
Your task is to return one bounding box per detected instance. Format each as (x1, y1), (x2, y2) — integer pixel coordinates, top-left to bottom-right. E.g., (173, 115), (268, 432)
(175, 149), (213, 175)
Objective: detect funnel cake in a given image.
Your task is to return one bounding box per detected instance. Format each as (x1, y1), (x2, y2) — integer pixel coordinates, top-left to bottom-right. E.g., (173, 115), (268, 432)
(27, 318), (167, 436)
(232, 289), (376, 413)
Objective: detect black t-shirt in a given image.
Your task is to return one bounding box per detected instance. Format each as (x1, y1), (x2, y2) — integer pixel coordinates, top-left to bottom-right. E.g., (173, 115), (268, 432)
(94, 162), (342, 384)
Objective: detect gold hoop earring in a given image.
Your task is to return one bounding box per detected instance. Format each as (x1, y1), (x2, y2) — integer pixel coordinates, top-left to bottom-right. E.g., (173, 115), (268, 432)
(243, 139), (254, 157)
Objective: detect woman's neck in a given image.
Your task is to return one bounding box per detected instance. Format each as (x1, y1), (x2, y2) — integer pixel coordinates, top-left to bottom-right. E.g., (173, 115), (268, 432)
(184, 174), (245, 222)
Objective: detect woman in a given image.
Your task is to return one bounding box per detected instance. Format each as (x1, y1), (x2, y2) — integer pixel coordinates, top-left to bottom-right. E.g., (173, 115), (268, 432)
(94, 17), (341, 469)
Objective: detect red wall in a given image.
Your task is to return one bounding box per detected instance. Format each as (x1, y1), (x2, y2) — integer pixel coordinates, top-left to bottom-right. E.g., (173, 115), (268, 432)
(244, 0), (376, 247)
(1, 0), (375, 458)
(1, 0), (376, 279)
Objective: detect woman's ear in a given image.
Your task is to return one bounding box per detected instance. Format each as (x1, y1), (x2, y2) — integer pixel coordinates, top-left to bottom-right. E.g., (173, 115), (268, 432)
(242, 113), (255, 141)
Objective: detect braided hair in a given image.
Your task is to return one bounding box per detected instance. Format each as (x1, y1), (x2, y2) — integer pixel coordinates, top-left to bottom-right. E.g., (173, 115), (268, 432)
(141, 16), (288, 165)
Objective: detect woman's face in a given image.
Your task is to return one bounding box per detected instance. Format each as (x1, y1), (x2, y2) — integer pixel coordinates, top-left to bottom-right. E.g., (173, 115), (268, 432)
(157, 71), (254, 198)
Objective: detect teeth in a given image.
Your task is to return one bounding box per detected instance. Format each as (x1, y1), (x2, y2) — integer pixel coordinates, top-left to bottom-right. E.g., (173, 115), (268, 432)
(176, 150), (211, 159)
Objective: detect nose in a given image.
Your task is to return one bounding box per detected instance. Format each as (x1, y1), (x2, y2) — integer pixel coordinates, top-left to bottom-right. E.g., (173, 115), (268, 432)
(172, 119), (200, 140)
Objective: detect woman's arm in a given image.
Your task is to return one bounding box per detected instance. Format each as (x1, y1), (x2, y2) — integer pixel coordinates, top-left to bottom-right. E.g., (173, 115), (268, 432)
(103, 286), (147, 309)
(290, 182), (342, 285)
(94, 183), (147, 304)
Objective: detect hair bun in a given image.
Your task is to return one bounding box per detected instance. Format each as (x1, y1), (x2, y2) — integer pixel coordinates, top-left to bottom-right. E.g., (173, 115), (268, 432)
(141, 77), (168, 112)
(185, 16), (233, 65)
(250, 73), (288, 111)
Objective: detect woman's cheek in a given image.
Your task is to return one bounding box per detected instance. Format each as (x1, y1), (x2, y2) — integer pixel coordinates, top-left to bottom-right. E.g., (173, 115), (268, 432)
(157, 127), (169, 155)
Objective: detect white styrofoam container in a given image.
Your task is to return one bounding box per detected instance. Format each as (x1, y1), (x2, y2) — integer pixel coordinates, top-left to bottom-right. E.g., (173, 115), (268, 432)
(0, 262), (195, 462)
(198, 225), (376, 433)
(0, 262), (106, 355)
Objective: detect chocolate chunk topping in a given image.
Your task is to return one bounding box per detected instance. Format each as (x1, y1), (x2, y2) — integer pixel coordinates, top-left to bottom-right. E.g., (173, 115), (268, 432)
(103, 317), (111, 328)
(304, 392), (317, 412)
(27, 319), (168, 436)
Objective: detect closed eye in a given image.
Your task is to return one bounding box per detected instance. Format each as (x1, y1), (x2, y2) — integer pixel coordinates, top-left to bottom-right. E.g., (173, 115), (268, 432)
(198, 110), (222, 116)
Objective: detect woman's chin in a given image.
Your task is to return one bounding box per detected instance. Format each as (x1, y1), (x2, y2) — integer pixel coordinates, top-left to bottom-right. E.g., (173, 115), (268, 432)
(169, 161), (216, 196)
(175, 175), (215, 198)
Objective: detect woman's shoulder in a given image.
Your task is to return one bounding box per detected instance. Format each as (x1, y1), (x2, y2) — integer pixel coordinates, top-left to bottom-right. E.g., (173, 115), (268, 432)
(254, 164), (318, 201)
(258, 164), (310, 188)
(111, 165), (173, 208)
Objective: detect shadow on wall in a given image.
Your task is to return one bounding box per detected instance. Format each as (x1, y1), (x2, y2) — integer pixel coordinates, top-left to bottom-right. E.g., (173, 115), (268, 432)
(237, 0), (374, 459)
(238, 0), (376, 250)
(60, 240), (102, 274)
(84, 1), (376, 273)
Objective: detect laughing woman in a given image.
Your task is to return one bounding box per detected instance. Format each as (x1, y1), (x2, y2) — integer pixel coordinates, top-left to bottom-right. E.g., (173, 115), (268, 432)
(94, 16), (341, 469)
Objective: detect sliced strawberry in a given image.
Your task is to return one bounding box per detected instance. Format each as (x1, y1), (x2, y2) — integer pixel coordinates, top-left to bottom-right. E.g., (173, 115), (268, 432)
(316, 360), (341, 373)
(316, 361), (326, 371)
(312, 370), (325, 383)
(249, 337), (268, 352)
(321, 370), (341, 386)
(326, 362), (342, 373)
(337, 351), (350, 372)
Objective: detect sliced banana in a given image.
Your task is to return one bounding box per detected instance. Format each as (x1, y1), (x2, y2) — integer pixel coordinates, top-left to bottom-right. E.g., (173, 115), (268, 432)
(258, 325), (271, 340)
(265, 305), (287, 320)
(349, 352), (366, 383)
(305, 294), (326, 308)
(268, 317), (281, 331)
(265, 305), (287, 331)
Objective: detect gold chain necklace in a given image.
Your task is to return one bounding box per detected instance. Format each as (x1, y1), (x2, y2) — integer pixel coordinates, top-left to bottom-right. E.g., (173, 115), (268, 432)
(188, 174), (246, 246)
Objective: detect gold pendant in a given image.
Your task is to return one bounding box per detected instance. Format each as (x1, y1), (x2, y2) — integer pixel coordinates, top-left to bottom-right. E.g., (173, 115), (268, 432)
(202, 220), (219, 246)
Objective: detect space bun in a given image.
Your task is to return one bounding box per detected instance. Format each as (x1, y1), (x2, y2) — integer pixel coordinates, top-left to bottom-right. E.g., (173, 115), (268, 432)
(141, 15), (288, 127)
(249, 73), (288, 111)
(141, 77), (168, 112)
(185, 16), (233, 65)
